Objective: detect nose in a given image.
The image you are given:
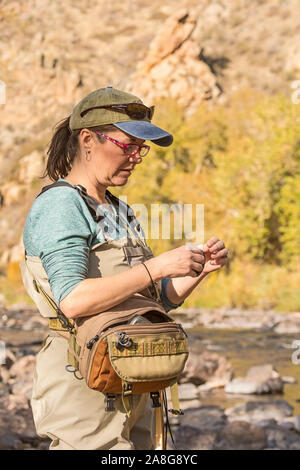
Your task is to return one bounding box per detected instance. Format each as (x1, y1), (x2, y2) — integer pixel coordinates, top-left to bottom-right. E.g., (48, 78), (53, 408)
(128, 153), (143, 164)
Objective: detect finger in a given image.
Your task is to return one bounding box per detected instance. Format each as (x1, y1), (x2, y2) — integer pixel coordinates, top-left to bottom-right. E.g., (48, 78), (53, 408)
(210, 256), (228, 265)
(188, 248), (205, 257)
(192, 266), (204, 276)
(209, 240), (225, 253)
(191, 248), (205, 255)
(192, 261), (205, 274)
(206, 237), (219, 248)
(202, 243), (210, 253)
(211, 248), (228, 259)
(192, 252), (205, 263)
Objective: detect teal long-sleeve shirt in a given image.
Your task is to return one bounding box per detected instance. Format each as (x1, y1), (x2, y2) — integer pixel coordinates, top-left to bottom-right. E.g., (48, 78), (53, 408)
(23, 178), (183, 312)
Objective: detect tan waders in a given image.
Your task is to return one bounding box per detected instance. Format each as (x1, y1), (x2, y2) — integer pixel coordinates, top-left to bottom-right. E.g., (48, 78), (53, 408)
(21, 182), (169, 450)
(31, 334), (156, 450)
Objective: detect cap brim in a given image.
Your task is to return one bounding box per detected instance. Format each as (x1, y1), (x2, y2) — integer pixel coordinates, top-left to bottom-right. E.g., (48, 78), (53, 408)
(113, 121), (173, 147)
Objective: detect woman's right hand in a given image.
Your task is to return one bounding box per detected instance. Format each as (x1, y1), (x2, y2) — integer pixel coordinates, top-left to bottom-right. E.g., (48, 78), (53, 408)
(152, 245), (205, 279)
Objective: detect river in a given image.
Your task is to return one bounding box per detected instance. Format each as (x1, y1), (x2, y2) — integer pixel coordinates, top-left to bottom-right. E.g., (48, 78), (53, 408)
(187, 325), (300, 415)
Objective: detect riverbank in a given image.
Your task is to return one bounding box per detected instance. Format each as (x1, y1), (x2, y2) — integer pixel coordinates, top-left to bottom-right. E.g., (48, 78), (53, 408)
(173, 306), (300, 334)
(1, 302), (300, 450)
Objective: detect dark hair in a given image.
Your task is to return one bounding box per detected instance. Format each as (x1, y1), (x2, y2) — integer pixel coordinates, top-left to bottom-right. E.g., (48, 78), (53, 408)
(41, 116), (117, 181)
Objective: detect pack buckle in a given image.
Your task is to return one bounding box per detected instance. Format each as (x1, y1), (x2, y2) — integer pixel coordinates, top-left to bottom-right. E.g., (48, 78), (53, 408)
(150, 391), (161, 408)
(105, 394), (116, 412)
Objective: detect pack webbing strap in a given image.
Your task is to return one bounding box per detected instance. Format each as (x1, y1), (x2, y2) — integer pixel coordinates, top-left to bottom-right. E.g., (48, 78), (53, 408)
(169, 379), (183, 416)
(32, 278), (58, 315)
(121, 380), (133, 417)
(69, 333), (81, 357)
(154, 391), (165, 450)
(49, 317), (70, 332)
(67, 350), (79, 370)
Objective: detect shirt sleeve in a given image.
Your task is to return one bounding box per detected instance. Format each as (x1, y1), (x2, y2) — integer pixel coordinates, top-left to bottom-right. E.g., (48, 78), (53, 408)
(23, 187), (102, 306)
(160, 277), (184, 313)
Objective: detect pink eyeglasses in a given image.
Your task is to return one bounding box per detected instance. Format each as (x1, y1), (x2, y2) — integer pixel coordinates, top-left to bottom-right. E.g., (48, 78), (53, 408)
(95, 131), (150, 157)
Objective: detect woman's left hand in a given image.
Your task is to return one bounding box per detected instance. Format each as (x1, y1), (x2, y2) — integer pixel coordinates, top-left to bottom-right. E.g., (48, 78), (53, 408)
(201, 237), (229, 274)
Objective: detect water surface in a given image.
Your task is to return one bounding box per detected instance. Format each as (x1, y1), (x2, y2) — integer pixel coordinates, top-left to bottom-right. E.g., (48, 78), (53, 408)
(188, 326), (300, 415)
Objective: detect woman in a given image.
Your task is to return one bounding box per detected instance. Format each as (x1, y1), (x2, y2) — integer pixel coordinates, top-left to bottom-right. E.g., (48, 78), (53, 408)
(22, 86), (228, 450)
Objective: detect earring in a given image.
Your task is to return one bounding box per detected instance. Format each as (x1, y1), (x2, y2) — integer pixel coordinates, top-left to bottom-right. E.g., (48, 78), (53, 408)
(86, 151), (91, 161)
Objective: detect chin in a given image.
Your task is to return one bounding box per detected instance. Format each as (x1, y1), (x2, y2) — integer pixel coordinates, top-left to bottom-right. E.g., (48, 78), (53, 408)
(110, 176), (130, 186)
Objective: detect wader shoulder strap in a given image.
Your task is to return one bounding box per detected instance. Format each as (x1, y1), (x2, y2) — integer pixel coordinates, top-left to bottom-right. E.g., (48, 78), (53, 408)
(37, 182), (139, 228)
(36, 181), (104, 223)
(24, 256), (74, 333)
(37, 181), (148, 248)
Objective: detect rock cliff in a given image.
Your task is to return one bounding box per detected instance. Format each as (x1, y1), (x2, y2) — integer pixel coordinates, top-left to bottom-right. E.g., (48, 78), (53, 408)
(0, 0), (299, 274)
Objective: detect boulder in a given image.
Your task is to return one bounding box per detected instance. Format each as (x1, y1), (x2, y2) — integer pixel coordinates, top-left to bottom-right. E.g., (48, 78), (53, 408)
(9, 354), (35, 400)
(225, 364), (284, 394)
(128, 8), (220, 111)
(179, 406), (227, 432)
(18, 151), (44, 184)
(1, 183), (27, 206)
(173, 425), (216, 450)
(263, 423), (300, 450)
(0, 347), (17, 384)
(213, 421), (267, 450)
(180, 350), (234, 386)
(0, 427), (23, 450)
(0, 393), (49, 450)
(225, 399), (294, 424)
(139, 8), (197, 71)
(178, 383), (199, 400)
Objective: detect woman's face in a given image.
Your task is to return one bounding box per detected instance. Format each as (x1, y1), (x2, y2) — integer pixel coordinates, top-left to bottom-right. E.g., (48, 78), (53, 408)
(79, 128), (146, 187)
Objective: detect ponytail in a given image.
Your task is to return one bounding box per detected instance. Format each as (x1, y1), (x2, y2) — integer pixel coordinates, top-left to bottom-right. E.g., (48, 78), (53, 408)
(41, 116), (80, 181)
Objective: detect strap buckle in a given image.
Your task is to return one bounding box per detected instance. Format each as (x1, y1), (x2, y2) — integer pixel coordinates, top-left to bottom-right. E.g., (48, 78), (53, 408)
(105, 394), (116, 412)
(122, 382), (133, 396)
(56, 309), (74, 333)
(168, 408), (184, 416)
(150, 391), (161, 408)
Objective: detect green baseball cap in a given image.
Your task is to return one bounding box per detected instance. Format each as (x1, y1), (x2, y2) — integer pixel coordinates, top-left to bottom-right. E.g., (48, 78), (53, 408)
(69, 86), (173, 147)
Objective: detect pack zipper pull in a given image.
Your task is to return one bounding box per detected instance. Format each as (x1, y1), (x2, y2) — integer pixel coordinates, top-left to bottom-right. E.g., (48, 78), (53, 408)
(86, 334), (99, 350)
(116, 332), (133, 350)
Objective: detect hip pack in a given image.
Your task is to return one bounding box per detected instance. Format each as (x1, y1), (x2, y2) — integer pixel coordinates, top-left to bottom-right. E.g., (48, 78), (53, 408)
(20, 181), (189, 420)
(48, 296), (188, 416)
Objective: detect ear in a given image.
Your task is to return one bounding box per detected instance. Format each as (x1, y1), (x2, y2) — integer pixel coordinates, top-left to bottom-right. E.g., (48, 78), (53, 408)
(80, 128), (93, 147)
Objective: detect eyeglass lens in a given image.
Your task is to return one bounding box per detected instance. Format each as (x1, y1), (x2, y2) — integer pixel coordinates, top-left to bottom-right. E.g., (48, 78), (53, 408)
(125, 145), (149, 157)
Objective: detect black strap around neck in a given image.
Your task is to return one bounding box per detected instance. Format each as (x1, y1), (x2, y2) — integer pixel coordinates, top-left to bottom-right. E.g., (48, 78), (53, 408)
(36, 181), (135, 225)
(36, 181), (104, 222)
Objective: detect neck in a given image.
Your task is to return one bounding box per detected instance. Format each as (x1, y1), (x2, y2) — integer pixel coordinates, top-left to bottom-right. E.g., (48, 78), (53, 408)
(62, 175), (108, 204)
